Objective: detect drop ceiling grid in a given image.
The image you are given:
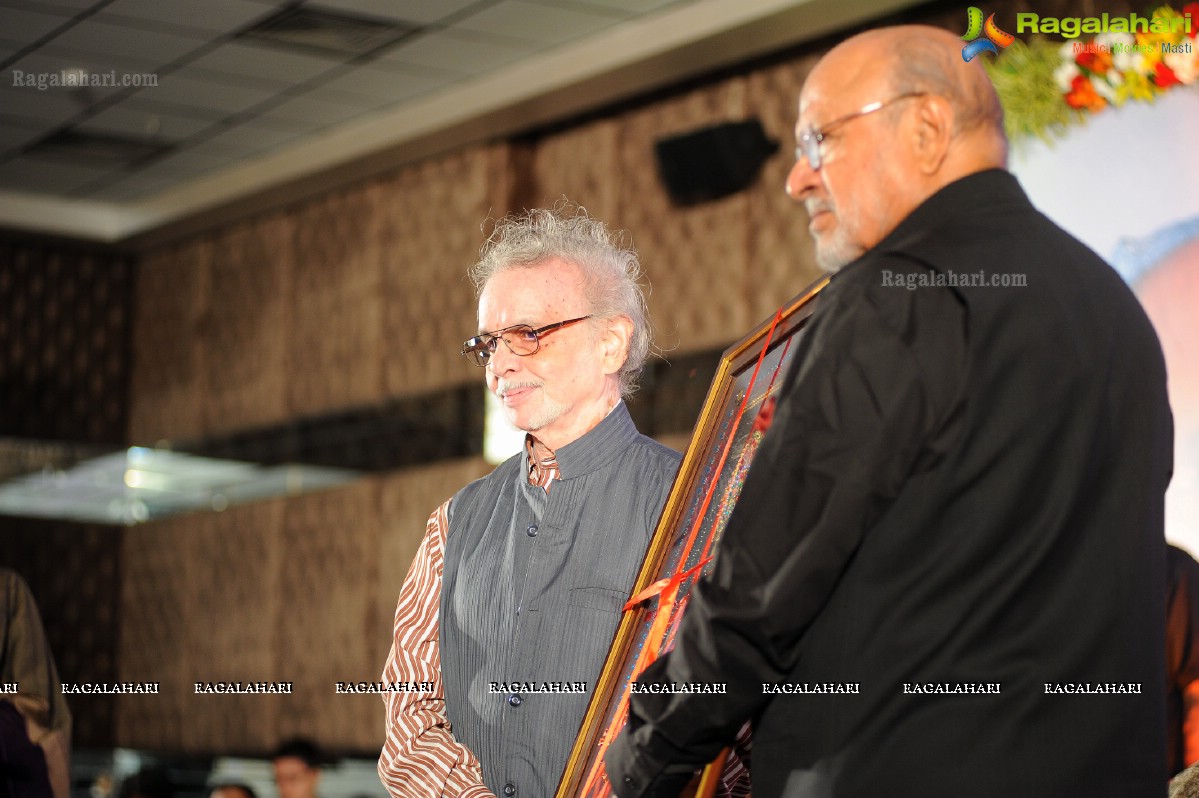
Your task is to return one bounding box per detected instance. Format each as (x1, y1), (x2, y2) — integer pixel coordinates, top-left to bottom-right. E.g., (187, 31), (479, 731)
(0, 0), (696, 203)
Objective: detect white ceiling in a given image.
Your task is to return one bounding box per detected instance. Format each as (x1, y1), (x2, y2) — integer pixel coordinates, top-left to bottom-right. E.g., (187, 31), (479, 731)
(0, 0), (913, 244)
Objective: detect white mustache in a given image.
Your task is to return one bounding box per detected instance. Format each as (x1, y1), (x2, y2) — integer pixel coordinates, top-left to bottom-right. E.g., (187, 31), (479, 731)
(497, 380), (542, 398)
(805, 198), (834, 217)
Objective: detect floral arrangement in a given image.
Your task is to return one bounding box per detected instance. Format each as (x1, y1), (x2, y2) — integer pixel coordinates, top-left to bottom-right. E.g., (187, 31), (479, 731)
(984, 4), (1199, 143)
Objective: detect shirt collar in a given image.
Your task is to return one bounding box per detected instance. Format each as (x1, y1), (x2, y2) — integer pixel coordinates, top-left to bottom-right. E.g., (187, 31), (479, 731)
(522, 400), (639, 482)
(525, 436), (559, 489)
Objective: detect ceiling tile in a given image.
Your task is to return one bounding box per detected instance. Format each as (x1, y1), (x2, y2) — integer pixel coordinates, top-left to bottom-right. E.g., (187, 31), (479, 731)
(0, 8), (77, 43)
(136, 146), (244, 179)
(39, 19), (210, 69)
(277, 84), (389, 114)
(0, 155), (120, 195)
(255, 93), (373, 130)
(77, 104), (216, 142)
(453, 0), (621, 46)
(77, 172), (179, 202)
(0, 37), (27, 60)
(0, 0), (109, 12)
(181, 41), (345, 87)
(0, 121), (45, 158)
(376, 29), (529, 75)
(558, 0), (689, 12)
(312, 63), (450, 102)
(180, 137), (268, 161)
(112, 95), (229, 122)
(193, 118), (310, 154)
(129, 73), (279, 115)
(0, 112), (45, 131)
(307, 0), (482, 26)
(0, 84), (85, 126)
(96, 0), (277, 35)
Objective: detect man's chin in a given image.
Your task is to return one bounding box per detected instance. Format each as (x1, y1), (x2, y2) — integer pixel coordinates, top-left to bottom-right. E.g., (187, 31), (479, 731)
(814, 238), (862, 273)
(816, 251), (850, 273)
(509, 405), (566, 436)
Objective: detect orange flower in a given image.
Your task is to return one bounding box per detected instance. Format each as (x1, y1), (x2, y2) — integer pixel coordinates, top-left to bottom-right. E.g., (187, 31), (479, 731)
(1065, 74), (1108, 110)
(1076, 49), (1114, 74)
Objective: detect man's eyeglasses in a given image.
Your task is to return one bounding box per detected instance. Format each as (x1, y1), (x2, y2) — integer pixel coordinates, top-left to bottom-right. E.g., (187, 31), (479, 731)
(795, 92), (926, 171)
(461, 315), (593, 367)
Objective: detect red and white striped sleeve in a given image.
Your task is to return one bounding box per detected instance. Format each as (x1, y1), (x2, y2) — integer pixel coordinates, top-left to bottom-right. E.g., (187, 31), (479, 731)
(377, 499), (495, 798)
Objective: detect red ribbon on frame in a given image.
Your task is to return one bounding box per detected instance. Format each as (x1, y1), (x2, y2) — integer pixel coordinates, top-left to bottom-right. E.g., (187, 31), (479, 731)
(577, 308), (789, 797)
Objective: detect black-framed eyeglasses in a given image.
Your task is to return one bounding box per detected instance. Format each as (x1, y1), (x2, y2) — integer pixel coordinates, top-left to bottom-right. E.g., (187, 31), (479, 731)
(795, 92), (926, 171)
(461, 315), (593, 367)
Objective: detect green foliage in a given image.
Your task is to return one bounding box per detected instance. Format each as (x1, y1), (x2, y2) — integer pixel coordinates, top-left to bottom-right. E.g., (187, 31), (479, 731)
(984, 37), (1085, 146)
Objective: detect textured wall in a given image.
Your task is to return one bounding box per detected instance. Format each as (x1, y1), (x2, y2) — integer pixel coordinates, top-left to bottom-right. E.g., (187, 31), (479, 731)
(131, 236), (212, 444)
(130, 142), (511, 444)
(0, 239), (132, 443)
(115, 458), (491, 754)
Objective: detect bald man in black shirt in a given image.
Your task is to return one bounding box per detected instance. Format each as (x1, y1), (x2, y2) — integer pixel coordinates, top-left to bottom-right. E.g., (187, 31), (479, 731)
(607, 24), (1172, 798)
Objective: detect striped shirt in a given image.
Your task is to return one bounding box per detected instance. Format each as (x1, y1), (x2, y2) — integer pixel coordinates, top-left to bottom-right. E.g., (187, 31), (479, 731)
(377, 440), (556, 798)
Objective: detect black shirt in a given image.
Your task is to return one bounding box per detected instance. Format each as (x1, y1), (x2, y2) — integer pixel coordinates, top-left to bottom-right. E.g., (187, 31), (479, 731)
(607, 169), (1173, 798)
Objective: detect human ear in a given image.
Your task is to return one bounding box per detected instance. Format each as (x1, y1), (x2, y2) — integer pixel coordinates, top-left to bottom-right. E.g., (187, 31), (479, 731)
(600, 316), (633, 374)
(910, 94), (953, 174)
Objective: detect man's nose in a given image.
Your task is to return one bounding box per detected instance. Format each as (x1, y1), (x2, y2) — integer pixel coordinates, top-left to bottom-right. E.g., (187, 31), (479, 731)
(487, 338), (519, 374)
(785, 152), (818, 202)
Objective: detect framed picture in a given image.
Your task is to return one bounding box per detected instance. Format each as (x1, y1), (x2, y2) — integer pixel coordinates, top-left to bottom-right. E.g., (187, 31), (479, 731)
(555, 275), (830, 798)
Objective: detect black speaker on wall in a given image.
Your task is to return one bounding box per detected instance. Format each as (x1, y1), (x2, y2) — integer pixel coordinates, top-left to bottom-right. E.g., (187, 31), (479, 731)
(654, 119), (778, 206)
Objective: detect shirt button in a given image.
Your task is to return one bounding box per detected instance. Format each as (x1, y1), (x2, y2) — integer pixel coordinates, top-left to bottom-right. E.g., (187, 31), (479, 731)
(503, 784), (516, 797)
(526, 524), (538, 537)
(508, 694), (522, 707)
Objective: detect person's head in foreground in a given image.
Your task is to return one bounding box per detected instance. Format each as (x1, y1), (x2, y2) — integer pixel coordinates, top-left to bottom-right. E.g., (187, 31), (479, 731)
(463, 204), (651, 451)
(784, 24), (1008, 272)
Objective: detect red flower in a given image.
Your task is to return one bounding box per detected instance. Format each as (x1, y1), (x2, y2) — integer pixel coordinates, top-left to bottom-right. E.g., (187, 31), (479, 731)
(1183, 3), (1198, 38)
(1065, 74), (1107, 111)
(1153, 61), (1182, 89)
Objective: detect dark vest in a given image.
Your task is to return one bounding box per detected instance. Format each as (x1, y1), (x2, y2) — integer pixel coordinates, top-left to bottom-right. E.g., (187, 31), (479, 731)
(441, 404), (680, 798)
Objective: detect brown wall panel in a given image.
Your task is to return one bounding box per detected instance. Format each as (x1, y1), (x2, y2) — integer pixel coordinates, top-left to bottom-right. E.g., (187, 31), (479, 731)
(289, 190), (386, 418)
(118, 517), (195, 750)
(528, 119), (622, 223)
(745, 56), (827, 317)
(205, 215), (295, 434)
(614, 78), (756, 356)
(379, 143), (510, 400)
(117, 502), (288, 752)
(272, 480), (383, 751)
(177, 500), (286, 753)
(130, 239), (213, 444)
(0, 240), (133, 444)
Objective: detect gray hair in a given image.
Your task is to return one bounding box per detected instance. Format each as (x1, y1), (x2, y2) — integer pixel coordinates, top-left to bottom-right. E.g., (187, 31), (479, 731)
(469, 203), (652, 398)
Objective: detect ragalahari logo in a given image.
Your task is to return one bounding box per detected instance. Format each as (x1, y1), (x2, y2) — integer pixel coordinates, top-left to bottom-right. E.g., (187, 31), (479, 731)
(961, 7), (1016, 61)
